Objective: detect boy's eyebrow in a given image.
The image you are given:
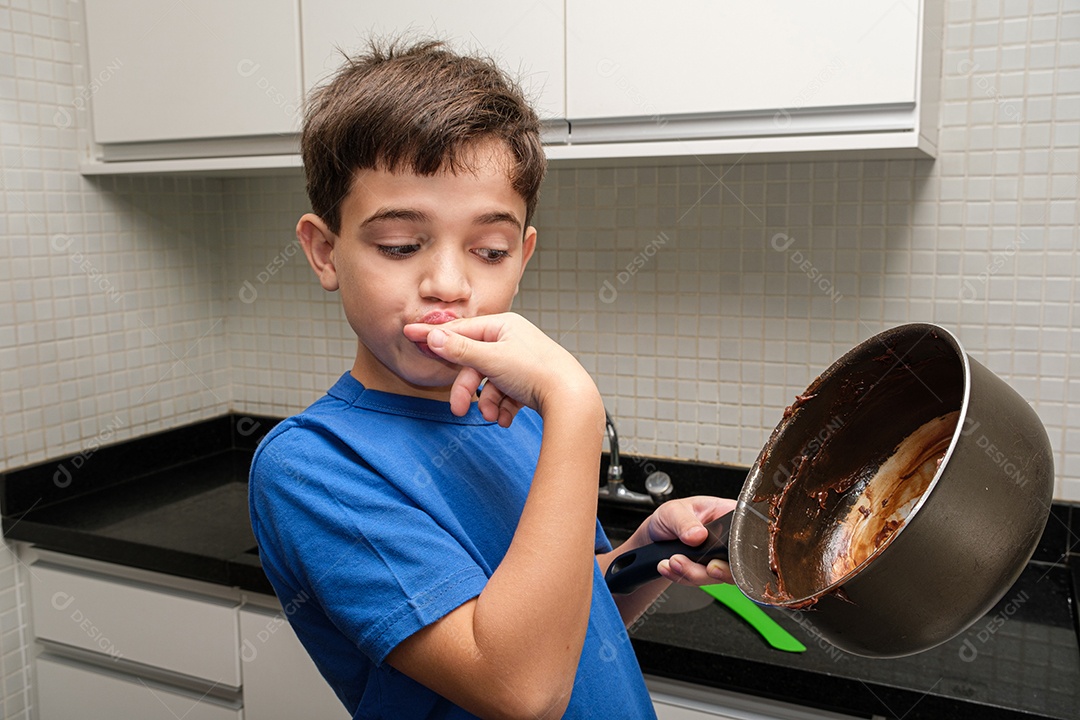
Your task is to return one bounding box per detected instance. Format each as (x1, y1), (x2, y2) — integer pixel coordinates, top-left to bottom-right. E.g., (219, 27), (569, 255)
(358, 208), (521, 231)
(473, 211), (522, 231)
(360, 207), (430, 227)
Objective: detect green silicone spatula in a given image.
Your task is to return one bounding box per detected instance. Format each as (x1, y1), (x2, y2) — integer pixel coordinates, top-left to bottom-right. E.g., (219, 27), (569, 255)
(700, 584), (806, 653)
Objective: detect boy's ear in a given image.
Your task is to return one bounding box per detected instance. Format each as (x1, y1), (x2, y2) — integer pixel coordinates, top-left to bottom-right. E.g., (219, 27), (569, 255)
(297, 213), (339, 292)
(513, 226), (538, 296)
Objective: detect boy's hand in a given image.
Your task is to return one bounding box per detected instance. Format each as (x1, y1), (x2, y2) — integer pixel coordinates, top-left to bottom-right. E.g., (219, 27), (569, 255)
(404, 313), (600, 425)
(599, 495), (736, 626)
(647, 495), (737, 587)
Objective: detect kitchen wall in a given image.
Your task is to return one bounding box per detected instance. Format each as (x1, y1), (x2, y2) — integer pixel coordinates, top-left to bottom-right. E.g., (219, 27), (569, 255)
(225, 1), (1080, 502)
(2, 2), (229, 714)
(1, 0), (1078, 715)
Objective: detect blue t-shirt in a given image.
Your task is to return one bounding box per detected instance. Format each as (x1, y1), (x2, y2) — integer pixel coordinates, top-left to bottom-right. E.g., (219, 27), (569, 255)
(249, 373), (656, 719)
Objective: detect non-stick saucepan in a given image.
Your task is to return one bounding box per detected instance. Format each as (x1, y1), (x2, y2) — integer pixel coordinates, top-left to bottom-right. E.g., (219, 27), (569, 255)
(605, 323), (1054, 658)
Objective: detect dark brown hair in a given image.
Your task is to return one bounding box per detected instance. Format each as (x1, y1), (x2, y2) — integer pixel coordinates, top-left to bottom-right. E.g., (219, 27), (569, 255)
(300, 39), (546, 234)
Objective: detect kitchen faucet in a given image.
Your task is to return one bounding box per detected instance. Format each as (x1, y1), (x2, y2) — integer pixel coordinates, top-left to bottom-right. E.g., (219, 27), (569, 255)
(598, 411), (656, 506)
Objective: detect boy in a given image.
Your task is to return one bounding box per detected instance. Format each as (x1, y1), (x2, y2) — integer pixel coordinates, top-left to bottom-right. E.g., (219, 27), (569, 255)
(249, 40), (735, 719)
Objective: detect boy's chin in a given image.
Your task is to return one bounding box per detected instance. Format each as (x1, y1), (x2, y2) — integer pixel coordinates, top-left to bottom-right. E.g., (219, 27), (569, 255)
(403, 358), (460, 390)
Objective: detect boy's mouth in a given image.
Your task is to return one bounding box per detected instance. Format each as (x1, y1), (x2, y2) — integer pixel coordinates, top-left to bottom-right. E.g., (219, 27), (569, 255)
(420, 311), (458, 325)
(415, 311), (458, 359)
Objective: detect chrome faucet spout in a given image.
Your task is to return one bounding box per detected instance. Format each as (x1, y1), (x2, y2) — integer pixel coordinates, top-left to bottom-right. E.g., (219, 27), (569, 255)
(604, 411), (622, 483)
(599, 410), (654, 506)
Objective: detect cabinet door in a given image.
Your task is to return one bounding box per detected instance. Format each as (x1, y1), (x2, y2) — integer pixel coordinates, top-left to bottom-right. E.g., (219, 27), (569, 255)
(566, 0), (919, 120)
(301, 0), (565, 120)
(84, 0), (303, 143)
(37, 657), (241, 720)
(239, 607), (350, 720)
(30, 563), (241, 687)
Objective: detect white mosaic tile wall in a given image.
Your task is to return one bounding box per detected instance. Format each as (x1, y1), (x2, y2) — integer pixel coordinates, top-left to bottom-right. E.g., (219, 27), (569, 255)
(2, 2), (228, 715)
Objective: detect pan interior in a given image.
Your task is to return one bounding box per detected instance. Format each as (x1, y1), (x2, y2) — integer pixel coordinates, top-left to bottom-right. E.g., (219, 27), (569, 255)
(818, 410), (959, 586)
(735, 326), (964, 604)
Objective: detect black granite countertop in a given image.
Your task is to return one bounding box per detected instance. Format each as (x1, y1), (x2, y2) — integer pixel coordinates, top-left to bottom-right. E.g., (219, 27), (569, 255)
(3, 414), (1078, 720)
(0, 414), (274, 594)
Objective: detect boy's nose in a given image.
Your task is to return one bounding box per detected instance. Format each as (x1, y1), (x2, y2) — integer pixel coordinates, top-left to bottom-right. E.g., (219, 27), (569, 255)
(418, 251), (471, 303)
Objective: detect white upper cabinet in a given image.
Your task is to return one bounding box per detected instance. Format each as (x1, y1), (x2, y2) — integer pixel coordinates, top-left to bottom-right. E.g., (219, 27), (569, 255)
(83, 0), (303, 147)
(77, 0), (940, 173)
(301, 0), (566, 121)
(567, 1), (918, 120)
(557, 0), (941, 159)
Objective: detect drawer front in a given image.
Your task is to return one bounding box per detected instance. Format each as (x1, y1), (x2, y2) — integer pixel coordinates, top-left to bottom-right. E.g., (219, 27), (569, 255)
(30, 564), (240, 687)
(37, 657), (241, 720)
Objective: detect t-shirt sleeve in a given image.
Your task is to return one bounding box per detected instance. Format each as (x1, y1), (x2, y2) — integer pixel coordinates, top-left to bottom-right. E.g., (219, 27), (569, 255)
(250, 425), (490, 666)
(594, 518), (613, 554)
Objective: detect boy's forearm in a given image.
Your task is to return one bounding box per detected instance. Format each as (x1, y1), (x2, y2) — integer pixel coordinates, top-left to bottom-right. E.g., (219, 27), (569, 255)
(472, 387), (606, 712)
(596, 524), (675, 626)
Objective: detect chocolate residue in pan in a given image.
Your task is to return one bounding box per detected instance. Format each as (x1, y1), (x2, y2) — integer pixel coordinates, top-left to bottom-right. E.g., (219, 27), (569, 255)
(870, 519), (902, 549)
(822, 411), (959, 586)
(871, 347), (895, 363)
(762, 582), (820, 610)
(783, 392), (818, 419)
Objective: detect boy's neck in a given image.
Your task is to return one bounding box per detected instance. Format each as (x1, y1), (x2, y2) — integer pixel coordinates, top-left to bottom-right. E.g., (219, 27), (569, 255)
(350, 352), (456, 404)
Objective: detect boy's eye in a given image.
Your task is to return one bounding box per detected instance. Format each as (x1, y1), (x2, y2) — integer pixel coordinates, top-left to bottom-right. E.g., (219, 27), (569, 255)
(377, 244), (420, 259)
(474, 248), (510, 264)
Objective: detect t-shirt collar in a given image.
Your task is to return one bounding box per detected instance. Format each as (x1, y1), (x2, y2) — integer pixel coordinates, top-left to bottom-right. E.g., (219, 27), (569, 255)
(327, 372), (495, 425)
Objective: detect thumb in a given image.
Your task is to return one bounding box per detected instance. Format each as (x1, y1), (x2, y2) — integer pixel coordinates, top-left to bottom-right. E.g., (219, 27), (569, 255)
(651, 501), (709, 546)
(423, 328), (488, 416)
(427, 327), (480, 366)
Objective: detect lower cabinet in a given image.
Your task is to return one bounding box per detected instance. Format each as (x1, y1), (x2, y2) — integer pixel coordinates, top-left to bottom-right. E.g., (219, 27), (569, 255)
(24, 551), (348, 720)
(29, 562), (241, 687)
(239, 606), (350, 719)
(647, 676), (869, 720)
(37, 656), (242, 720)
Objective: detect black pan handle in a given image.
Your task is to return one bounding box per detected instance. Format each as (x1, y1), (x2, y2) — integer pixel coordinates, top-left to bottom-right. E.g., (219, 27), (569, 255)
(604, 511), (734, 594)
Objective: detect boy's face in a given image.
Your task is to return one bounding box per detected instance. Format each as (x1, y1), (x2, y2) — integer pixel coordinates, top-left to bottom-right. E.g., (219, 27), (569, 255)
(298, 141), (537, 401)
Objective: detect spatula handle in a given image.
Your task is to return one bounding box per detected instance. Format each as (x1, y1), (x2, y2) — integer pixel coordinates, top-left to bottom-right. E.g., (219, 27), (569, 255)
(604, 512), (733, 594)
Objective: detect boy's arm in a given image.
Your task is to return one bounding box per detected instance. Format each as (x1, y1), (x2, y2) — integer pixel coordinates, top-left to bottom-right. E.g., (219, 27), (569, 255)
(389, 313), (606, 719)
